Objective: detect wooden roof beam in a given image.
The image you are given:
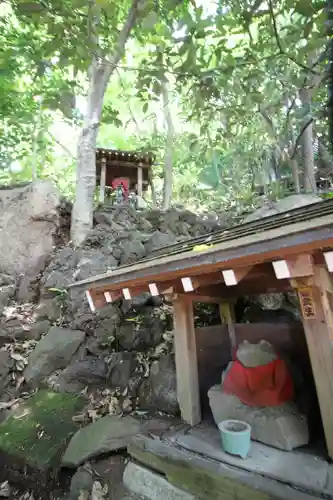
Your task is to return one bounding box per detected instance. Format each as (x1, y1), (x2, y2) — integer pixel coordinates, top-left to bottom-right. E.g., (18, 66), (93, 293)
(173, 276), (292, 303)
(272, 254), (314, 280)
(221, 266), (252, 286)
(324, 251), (333, 272)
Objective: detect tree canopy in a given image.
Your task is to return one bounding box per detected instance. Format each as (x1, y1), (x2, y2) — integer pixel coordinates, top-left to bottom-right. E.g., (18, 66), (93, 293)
(0, 0), (331, 236)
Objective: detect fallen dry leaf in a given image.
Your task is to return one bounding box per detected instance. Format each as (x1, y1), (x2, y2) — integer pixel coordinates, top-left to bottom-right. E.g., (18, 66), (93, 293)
(0, 481), (10, 498)
(91, 481), (108, 500)
(0, 399), (19, 411)
(78, 491), (89, 500)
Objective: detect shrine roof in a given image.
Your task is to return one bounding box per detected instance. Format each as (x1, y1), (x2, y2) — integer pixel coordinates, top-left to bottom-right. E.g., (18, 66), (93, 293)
(96, 148), (154, 167)
(69, 198), (333, 295)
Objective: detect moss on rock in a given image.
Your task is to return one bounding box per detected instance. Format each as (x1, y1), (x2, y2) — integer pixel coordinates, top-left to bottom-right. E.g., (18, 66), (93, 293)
(0, 390), (84, 488)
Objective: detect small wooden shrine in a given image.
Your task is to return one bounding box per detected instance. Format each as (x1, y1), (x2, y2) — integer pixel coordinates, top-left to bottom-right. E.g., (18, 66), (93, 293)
(96, 148), (154, 204)
(70, 198), (333, 465)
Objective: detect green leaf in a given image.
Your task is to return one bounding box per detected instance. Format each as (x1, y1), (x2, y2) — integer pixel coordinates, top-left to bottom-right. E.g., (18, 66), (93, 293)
(142, 11), (159, 29)
(142, 102), (148, 113)
(294, 0), (315, 17)
(303, 19), (314, 37)
(152, 80), (162, 95)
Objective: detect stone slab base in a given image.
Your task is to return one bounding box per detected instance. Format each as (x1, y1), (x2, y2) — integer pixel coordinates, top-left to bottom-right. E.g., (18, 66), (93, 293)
(123, 461), (196, 500)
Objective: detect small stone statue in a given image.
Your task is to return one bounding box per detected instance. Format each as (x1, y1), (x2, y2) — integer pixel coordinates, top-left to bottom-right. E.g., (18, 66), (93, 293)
(115, 184), (124, 204)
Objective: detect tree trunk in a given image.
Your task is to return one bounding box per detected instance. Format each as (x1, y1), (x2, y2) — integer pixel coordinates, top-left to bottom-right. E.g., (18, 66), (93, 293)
(149, 171), (157, 209)
(70, 64), (108, 246)
(290, 128), (300, 193)
(162, 77), (174, 211)
(318, 140), (333, 174)
(290, 157), (300, 193)
(299, 88), (316, 194)
(70, 0), (141, 246)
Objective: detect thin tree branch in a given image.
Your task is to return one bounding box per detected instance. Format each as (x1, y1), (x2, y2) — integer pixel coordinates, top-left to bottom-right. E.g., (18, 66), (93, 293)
(290, 117), (315, 159)
(116, 67), (142, 133)
(47, 131), (74, 158)
(268, 0), (319, 75)
(101, 0), (142, 87)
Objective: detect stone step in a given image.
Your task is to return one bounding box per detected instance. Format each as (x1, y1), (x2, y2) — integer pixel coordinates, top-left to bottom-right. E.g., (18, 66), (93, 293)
(123, 461), (197, 500)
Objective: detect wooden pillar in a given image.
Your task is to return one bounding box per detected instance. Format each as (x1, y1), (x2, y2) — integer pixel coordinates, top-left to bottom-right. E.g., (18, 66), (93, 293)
(137, 164), (143, 208)
(292, 266), (333, 459)
(99, 157), (107, 204)
(173, 295), (201, 425)
(219, 302), (236, 354)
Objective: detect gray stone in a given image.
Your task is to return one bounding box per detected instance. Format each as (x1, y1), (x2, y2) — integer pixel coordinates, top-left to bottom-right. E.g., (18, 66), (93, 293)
(70, 300), (121, 341)
(208, 385), (309, 451)
(107, 352), (136, 391)
(0, 390), (84, 482)
(0, 349), (12, 395)
(121, 293), (152, 313)
(0, 285), (15, 312)
(40, 247), (78, 297)
(136, 217), (153, 233)
(119, 240), (146, 265)
(242, 304), (297, 324)
(69, 466), (94, 499)
(24, 326), (85, 383)
(0, 316), (51, 345)
(145, 231), (177, 254)
(0, 318), (32, 344)
(75, 249), (118, 282)
(244, 194), (321, 223)
(123, 461), (197, 500)
(0, 181), (59, 277)
(252, 293), (285, 311)
(27, 319), (52, 340)
(116, 307), (170, 351)
(57, 357), (108, 393)
(62, 415), (141, 467)
(139, 354), (178, 414)
(94, 211), (125, 230)
(0, 275), (13, 287)
(37, 297), (64, 323)
(16, 275), (40, 303)
(172, 424), (328, 499)
(93, 306), (121, 342)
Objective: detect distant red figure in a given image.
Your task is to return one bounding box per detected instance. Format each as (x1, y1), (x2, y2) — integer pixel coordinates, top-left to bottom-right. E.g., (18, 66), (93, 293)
(112, 178), (129, 201)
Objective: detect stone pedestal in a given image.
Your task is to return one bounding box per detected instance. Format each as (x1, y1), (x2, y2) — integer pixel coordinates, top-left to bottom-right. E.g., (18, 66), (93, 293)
(208, 385), (309, 451)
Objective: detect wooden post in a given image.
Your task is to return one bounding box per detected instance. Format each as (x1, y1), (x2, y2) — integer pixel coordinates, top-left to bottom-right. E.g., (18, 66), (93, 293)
(137, 164), (143, 208)
(292, 265), (333, 459)
(219, 302), (237, 354)
(99, 157), (107, 204)
(173, 295), (201, 425)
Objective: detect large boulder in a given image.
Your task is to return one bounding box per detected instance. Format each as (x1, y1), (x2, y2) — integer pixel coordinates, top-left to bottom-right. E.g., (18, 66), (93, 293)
(0, 181), (60, 278)
(0, 390), (84, 489)
(55, 357), (109, 393)
(145, 230), (177, 254)
(0, 285), (15, 313)
(71, 302), (121, 340)
(40, 247), (118, 322)
(243, 194), (321, 223)
(0, 306), (51, 346)
(116, 306), (172, 350)
(24, 326), (85, 384)
(208, 386), (309, 451)
(139, 354), (178, 414)
(62, 415), (141, 467)
(0, 349), (13, 397)
(107, 352), (137, 391)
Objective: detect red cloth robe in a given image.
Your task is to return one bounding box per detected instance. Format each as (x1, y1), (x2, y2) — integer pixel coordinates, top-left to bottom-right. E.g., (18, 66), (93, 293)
(222, 358), (294, 407)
